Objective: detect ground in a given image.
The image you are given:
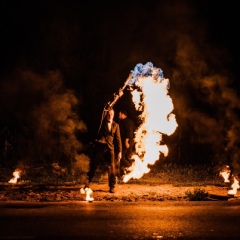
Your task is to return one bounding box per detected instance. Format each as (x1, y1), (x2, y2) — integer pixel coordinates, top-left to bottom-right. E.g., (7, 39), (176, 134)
(1, 165), (240, 202)
(0, 181), (239, 202)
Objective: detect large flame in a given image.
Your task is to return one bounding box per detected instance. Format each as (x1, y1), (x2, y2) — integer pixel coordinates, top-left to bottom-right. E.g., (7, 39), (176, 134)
(123, 62), (178, 183)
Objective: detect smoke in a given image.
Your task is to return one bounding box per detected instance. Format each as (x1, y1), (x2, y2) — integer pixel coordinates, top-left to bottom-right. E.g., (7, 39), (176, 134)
(170, 24), (240, 171)
(0, 69), (90, 173)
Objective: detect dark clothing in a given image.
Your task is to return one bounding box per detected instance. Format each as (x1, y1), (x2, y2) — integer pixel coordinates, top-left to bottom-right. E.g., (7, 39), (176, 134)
(119, 117), (135, 174)
(87, 119), (122, 188)
(97, 120), (122, 153)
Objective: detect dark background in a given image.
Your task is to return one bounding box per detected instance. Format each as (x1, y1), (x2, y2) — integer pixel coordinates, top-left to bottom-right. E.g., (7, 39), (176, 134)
(0, 0), (240, 173)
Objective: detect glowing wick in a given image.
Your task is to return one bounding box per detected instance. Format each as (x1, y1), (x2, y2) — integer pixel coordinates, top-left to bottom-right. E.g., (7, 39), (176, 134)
(228, 177), (239, 196)
(80, 187), (94, 201)
(8, 170), (21, 184)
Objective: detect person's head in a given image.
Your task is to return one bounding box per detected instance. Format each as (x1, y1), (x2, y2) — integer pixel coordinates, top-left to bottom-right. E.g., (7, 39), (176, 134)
(119, 110), (127, 120)
(106, 108), (114, 122)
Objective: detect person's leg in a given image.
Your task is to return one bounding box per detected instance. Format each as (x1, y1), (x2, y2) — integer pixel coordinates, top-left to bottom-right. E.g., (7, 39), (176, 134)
(108, 150), (116, 192)
(119, 145), (134, 177)
(125, 143), (134, 162)
(119, 146), (127, 177)
(86, 143), (105, 187)
(115, 155), (121, 178)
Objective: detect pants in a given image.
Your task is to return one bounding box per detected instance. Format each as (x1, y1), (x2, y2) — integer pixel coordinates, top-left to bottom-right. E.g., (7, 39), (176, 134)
(118, 143), (134, 177)
(88, 142), (116, 188)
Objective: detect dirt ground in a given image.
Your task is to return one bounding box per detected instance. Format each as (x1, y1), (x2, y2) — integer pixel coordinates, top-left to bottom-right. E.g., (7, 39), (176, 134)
(0, 181), (240, 202)
(83, 182), (240, 201)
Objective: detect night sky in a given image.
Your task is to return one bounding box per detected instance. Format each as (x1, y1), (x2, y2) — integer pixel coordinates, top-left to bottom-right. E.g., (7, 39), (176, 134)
(0, 0), (240, 171)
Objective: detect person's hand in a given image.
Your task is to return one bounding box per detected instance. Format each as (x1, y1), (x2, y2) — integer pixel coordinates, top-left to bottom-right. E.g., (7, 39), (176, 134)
(125, 139), (130, 149)
(119, 89), (124, 97)
(118, 152), (122, 161)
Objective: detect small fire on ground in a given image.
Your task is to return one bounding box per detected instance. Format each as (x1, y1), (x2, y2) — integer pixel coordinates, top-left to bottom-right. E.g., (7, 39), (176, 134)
(219, 166), (230, 183)
(8, 169), (21, 184)
(220, 165), (240, 196)
(80, 187), (94, 202)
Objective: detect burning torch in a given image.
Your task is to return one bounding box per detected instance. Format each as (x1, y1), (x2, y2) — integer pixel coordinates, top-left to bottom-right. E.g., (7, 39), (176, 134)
(105, 72), (133, 110)
(97, 72), (133, 134)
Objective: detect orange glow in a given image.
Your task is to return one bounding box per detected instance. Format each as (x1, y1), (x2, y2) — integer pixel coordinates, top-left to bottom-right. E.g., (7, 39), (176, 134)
(123, 76), (178, 183)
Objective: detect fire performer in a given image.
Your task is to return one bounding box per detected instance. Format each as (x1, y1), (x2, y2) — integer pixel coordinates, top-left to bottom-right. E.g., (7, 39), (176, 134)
(85, 108), (122, 193)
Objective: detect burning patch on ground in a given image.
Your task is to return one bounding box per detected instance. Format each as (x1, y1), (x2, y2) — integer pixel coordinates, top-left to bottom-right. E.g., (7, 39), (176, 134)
(220, 165), (240, 196)
(8, 169), (21, 184)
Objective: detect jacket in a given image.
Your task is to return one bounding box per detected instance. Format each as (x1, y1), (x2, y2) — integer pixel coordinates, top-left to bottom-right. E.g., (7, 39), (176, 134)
(96, 119), (122, 153)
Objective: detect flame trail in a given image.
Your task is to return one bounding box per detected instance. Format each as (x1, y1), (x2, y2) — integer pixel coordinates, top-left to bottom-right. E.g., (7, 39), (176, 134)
(123, 62), (178, 182)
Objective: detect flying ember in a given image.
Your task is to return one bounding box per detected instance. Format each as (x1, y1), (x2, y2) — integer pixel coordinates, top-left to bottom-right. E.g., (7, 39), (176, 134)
(123, 62), (178, 183)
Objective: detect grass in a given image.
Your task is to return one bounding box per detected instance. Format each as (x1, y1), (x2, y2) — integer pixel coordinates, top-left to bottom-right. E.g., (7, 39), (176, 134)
(185, 188), (209, 201)
(123, 163), (223, 187)
(0, 162), (224, 187)
(0, 162), (232, 202)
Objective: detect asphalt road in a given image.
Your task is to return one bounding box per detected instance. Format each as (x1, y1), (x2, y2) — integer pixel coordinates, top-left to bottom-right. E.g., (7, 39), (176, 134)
(0, 201), (240, 240)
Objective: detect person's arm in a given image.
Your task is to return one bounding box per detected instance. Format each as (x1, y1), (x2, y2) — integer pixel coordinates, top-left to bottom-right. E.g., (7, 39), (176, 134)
(118, 152), (122, 161)
(124, 119), (134, 148)
(125, 138), (130, 148)
(115, 124), (122, 160)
